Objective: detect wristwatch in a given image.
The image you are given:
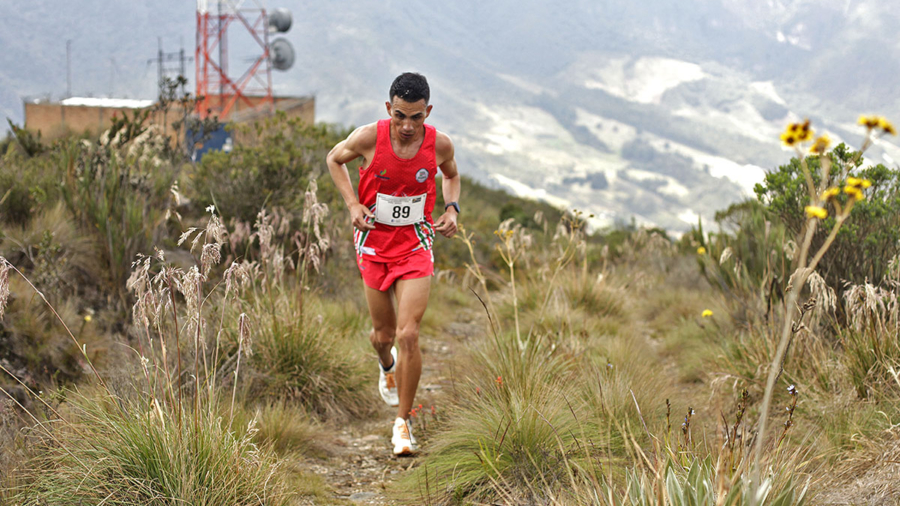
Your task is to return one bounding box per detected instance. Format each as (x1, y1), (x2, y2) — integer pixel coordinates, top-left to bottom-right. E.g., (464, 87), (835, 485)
(444, 202), (460, 215)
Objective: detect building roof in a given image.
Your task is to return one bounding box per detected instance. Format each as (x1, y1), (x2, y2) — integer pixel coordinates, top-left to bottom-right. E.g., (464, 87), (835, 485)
(59, 97), (154, 108)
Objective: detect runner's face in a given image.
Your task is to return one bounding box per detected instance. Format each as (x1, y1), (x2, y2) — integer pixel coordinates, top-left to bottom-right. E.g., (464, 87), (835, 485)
(386, 97), (432, 142)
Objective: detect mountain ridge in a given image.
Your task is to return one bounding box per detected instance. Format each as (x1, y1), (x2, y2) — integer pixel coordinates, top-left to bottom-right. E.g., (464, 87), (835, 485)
(3, 0), (898, 231)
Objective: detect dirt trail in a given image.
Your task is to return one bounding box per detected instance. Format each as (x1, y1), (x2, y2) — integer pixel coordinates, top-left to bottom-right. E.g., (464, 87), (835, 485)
(304, 307), (483, 505)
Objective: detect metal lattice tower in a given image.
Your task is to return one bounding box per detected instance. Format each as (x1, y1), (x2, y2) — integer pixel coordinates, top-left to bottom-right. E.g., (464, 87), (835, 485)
(195, 0), (276, 118)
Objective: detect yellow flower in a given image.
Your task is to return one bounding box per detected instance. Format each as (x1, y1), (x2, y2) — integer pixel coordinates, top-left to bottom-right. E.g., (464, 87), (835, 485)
(780, 131), (798, 147)
(859, 115), (895, 134)
(805, 206), (828, 219)
(780, 119), (814, 145)
(847, 177), (872, 189)
(844, 186), (864, 200)
(697, 246), (707, 255)
(858, 115), (880, 129)
(809, 135), (831, 154)
(821, 187), (840, 200)
(878, 117), (897, 135)
(797, 119), (814, 142)
(84, 315), (92, 323)
(701, 309), (713, 318)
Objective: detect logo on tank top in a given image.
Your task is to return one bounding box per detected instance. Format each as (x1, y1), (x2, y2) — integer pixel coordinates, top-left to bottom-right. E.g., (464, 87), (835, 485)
(376, 169), (390, 180)
(415, 168), (429, 183)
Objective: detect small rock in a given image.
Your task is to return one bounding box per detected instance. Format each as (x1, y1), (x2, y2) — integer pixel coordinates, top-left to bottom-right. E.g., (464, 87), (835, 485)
(349, 492), (379, 501)
(423, 384), (442, 391)
(360, 434), (381, 442)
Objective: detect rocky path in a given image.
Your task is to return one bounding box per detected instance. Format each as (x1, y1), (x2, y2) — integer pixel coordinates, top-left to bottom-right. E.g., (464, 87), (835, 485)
(304, 306), (484, 505)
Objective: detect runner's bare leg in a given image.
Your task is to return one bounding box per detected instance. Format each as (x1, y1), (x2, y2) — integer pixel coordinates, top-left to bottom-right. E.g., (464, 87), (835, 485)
(364, 284), (396, 369)
(393, 276), (431, 420)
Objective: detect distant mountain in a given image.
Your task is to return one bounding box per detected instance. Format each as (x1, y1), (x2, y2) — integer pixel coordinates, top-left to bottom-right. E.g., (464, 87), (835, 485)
(3, 0), (899, 231)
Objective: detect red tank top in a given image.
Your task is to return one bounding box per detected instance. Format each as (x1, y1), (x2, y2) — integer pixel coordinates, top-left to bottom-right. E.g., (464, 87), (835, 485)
(354, 119), (438, 262)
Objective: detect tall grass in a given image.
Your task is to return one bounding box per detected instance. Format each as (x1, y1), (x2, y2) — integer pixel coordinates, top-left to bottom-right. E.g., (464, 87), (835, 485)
(248, 291), (375, 420)
(0, 171), (368, 502)
(13, 389), (289, 505)
(0, 203), (295, 504)
(404, 330), (583, 504)
(60, 124), (173, 298)
(401, 209), (825, 505)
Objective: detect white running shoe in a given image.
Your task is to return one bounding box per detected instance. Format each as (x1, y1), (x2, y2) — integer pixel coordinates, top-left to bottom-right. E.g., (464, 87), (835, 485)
(378, 347), (399, 407)
(392, 417), (417, 456)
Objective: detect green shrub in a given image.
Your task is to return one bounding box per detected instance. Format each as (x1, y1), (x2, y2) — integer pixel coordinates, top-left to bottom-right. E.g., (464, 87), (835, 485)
(5, 120), (45, 158)
(499, 202), (538, 229)
(188, 114), (348, 222)
(754, 144), (900, 307)
(60, 130), (174, 293)
(1, 131), (68, 226)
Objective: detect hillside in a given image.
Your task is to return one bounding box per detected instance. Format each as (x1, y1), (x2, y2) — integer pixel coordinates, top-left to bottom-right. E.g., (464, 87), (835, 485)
(3, 114), (900, 504)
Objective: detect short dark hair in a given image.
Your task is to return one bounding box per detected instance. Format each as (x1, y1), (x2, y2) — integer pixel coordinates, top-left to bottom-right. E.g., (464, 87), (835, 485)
(389, 73), (430, 104)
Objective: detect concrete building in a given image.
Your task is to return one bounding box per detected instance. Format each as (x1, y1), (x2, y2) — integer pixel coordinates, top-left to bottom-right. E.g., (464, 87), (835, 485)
(23, 95), (315, 140)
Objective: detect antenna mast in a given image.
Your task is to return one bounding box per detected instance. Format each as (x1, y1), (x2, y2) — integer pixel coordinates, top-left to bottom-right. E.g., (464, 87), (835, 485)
(66, 39), (72, 98)
(148, 39), (194, 99)
(195, 0), (294, 119)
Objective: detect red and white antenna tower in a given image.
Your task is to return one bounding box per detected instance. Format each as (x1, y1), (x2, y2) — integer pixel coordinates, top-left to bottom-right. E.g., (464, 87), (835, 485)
(195, 0), (294, 119)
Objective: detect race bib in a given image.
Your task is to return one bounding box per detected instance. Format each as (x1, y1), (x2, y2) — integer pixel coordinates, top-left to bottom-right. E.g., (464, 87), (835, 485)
(374, 193), (427, 226)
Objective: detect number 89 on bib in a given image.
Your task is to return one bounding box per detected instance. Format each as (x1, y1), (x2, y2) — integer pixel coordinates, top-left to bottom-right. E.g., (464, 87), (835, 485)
(374, 193), (427, 226)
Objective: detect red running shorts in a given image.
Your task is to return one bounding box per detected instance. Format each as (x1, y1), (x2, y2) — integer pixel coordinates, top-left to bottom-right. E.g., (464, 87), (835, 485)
(357, 248), (434, 292)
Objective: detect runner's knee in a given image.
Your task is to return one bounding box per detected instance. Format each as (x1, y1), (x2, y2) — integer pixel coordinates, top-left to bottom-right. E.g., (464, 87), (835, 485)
(372, 326), (395, 344)
(396, 326), (419, 351)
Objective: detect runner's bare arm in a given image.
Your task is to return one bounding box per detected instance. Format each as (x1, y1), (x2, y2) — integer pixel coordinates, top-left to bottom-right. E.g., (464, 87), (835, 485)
(326, 124), (378, 231)
(434, 132), (460, 238)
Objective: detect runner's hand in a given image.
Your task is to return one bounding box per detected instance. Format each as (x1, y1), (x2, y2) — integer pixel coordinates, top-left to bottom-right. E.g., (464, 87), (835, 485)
(434, 211), (458, 238)
(350, 203), (376, 231)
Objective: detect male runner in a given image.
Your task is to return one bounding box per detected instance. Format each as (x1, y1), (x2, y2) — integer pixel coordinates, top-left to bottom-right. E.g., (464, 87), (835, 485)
(325, 73), (460, 456)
